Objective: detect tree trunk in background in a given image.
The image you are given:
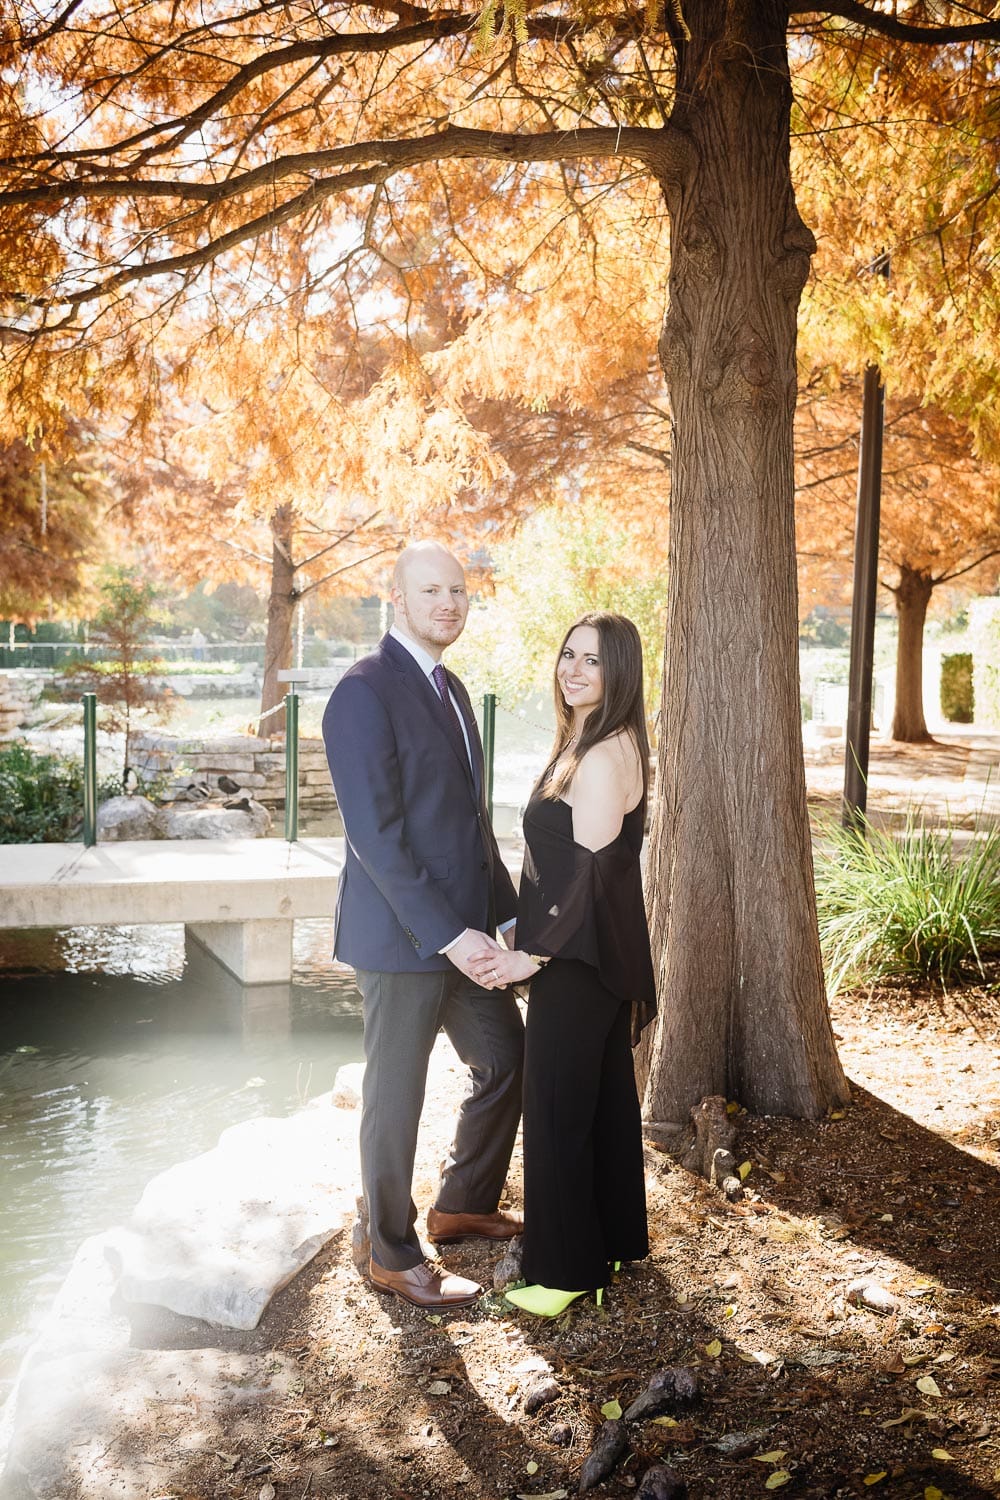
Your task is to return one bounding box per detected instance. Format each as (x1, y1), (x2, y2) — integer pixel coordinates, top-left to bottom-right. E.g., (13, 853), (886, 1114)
(639, 0), (850, 1123)
(260, 505), (296, 737)
(891, 565), (934, 743)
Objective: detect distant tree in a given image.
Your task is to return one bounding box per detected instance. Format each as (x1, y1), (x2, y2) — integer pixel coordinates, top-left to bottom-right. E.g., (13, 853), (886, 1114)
(65, 572), (174, 785)
(455, 495), (667, 724)
(796, 387), (1000, 741)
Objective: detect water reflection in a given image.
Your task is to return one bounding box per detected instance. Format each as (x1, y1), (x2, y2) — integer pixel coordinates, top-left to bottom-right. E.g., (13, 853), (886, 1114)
(0, 920), (363, 1400)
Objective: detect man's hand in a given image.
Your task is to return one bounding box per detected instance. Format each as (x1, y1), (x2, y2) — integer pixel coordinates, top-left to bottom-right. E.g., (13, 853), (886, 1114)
(446, 928), (503, 981)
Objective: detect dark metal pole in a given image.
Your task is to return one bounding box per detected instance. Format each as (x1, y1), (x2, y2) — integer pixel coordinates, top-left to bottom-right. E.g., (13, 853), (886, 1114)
(842, 363), (885, 830)
(482, 693), (496, 821)
(82, 693), (98, 847)
(284, 691), (300, 842)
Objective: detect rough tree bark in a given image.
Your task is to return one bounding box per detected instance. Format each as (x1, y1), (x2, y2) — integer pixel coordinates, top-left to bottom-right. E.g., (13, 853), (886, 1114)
(890, 564), (935, 743)
(639, 0), (850, 1123)
(260, 505), (297, 737)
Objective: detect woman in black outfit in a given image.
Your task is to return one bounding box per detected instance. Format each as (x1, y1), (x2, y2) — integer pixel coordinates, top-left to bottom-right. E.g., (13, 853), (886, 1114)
(469, 612), (657, 1315)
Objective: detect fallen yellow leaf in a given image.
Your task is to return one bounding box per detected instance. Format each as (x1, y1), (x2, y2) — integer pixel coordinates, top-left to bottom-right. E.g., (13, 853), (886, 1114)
(916, 1376), (942, 1398)
(930, 1449), (952, 1461)
(924, 1488), (945, 1500)
(726, 1100), (740, 1115)
(752, 1451), (787, 1464)
(765, 1472), (791, 1490)
(653, 1417), (679, 1428)
(769, 1170), (786, 1183)
(705, 1339), (723, 1358)
(863, 1474), (888, 1486)
(526, 1460), (539, 1474)
(829, 1109), (846, 1120)
(600, 1400), (622, 1419)
(738, 1160), (752, 1181)
(724, 1304), (737, 1317)
(881, 1407), (930, 1429)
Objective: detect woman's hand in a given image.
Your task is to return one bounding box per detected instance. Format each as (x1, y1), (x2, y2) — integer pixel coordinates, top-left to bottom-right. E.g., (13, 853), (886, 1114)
(468, 946), (541, 988)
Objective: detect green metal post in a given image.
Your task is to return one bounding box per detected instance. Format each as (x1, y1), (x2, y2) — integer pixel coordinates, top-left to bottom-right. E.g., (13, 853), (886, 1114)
(284, 691), (300, 842)
(82, 693), (98, 847)
(482, 692), (496, 821)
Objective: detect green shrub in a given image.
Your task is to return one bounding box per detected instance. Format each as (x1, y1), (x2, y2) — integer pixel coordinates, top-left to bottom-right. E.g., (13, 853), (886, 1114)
(815, 812), (1000, 992)
(0, 743), (118, 843)
(940, 652), (974, 723)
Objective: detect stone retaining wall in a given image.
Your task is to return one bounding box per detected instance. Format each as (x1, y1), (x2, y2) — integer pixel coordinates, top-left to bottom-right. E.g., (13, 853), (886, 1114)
(131, 732), (336, 810)
(0, 673), (36, 739)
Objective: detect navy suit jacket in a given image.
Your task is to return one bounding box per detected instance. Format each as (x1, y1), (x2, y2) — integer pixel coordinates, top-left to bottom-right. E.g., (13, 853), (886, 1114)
(322, 633), (518, 972)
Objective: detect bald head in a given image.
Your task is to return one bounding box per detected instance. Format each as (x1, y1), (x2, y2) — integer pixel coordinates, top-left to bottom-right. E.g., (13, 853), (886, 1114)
(392, 540), (462, 592)
(390, 541), (469, 660)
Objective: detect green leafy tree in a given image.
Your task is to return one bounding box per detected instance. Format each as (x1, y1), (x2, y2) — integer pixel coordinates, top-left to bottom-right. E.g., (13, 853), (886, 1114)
(455, 498), (667, 725)
(65, 572), (174, 786)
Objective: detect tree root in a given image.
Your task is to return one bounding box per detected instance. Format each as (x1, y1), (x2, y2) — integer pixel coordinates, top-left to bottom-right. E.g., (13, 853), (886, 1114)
(645, 1095), (744, 1199)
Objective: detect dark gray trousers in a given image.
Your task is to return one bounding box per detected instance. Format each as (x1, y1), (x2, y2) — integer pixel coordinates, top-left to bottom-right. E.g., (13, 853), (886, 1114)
(353, 967), (524, 1271)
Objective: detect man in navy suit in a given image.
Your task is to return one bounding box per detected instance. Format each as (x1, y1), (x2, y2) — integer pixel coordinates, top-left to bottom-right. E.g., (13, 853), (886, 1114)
(323, 541), (524, 1309)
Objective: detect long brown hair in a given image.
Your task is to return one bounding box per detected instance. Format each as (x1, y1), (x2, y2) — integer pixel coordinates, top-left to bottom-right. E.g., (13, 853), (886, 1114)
(542, 611), (650, 803)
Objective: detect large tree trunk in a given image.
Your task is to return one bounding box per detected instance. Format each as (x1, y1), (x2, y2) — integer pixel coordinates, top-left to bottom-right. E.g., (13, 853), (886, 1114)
(640, 0), (849, 1123)
(890, 564), (934, 743)
(260, 505), (297, 737)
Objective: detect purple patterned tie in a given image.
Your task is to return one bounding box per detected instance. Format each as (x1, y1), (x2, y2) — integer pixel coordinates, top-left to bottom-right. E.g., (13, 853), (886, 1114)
(431, 663), (468, 756)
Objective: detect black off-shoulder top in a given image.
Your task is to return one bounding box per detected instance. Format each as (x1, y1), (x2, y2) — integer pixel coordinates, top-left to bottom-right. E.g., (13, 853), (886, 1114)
(516, 787), (657, 1045)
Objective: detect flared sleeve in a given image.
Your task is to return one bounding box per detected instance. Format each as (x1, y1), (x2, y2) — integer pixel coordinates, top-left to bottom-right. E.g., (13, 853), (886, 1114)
(517, 796), (657, 1044)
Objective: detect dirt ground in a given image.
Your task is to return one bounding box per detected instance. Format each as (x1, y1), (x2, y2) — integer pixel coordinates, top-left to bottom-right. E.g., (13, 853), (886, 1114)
(131, 960), (1000, 1500)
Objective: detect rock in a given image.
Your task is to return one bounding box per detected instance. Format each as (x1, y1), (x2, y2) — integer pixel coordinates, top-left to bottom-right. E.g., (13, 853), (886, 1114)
(492, 1235), (524, 1290)
(578, 1418), (628, 1492)
(104, 1098), (359, 1329)
(548, 1422), (573, 1446)
(636, 1465), (687, 1500)
(331, 1062), (364, 1109)
(622, 1367), (700, 1422)
(845, 1278), (899, 1315)
(721, 1174), (745, 1202)
(96, 794), (161, 841)
(158, 799), (271, 839)
(524, 1377), (561, 1414)
(713, 1427), (774, 1457)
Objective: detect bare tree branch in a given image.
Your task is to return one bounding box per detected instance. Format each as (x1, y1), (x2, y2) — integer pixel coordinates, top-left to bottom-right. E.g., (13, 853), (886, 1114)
(790, 2), (1000, 45)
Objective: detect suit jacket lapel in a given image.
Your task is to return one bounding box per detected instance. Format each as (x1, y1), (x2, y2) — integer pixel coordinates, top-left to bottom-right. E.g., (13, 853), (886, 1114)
(448, 671), (484, 799)
(381, 635), (478, 795)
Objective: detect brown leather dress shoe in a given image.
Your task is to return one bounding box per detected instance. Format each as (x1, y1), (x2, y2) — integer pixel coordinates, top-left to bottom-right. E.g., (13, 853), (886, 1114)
(368, 1257), (482, 1309)
(426, 1206), (524, 1244)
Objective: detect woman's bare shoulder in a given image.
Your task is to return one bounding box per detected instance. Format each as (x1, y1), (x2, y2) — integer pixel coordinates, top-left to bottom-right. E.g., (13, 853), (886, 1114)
(577, 731), (641, 784)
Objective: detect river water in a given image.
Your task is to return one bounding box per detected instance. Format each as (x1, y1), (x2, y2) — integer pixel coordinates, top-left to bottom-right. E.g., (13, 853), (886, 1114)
(0, 919), (364, 1402)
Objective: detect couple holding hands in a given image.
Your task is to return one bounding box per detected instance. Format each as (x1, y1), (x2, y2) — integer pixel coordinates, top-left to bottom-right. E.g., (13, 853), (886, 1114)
(322, 541), (656, 1316)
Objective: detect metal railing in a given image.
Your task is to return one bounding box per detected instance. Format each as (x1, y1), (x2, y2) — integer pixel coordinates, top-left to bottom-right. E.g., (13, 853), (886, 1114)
(77, 687), (497, 846)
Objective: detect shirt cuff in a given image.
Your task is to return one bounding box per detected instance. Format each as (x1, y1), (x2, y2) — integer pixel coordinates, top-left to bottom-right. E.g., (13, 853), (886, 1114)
(497, 918), (516, 934)
(439, 927), (469, 955)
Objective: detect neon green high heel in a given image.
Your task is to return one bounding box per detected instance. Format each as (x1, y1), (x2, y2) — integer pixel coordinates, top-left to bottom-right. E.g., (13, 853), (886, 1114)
(504, 1284), (592, 1317)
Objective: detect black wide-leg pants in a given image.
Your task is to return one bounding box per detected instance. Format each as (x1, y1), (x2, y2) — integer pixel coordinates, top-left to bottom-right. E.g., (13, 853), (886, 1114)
(521, 957), (649, 1291)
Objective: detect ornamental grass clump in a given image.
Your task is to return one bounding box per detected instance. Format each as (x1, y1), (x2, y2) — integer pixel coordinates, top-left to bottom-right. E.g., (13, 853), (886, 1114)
(814, 813), (1000, 994)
